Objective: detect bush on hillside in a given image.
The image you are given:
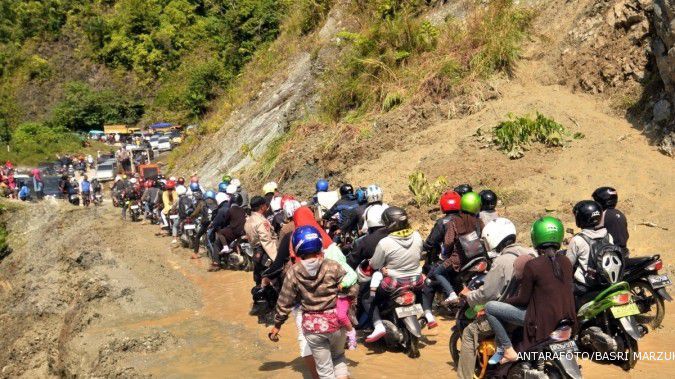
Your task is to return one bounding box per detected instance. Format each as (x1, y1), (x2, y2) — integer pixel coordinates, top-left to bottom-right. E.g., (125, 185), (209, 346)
(408, 170), (447, 207)
(1, 122), (84, 164)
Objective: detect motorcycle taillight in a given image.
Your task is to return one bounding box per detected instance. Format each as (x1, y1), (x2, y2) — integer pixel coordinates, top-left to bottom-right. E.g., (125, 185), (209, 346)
(470, 261), (488, 272)
(394, 291), (415, 306)
(647, 260), (663, 272)
(612, 293), (631, 305)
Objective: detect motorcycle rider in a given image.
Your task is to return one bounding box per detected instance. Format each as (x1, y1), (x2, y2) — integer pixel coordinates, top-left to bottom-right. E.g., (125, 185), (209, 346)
(592, 186), (629, 256)
(161, 180), (178, 235)
(312, 178), (330, 206)
(322, 184), (359, 234)
(231, 178), (249, 209)
(91, 178), (102, 202)
(207, 192), (230, 271)
(454, 184), (473, 197)
(173, 184), (193, 245)
(111, 175), (125, 206)
(245, 196), (278, 285)
(421, 190), (462, 328)
(188, 186), (210, 259)
(485, 216), (576, 363)
(478, 189), (498, 224)
(141, 180), (161, 222)
(456, 218), (536, 378)
(365, 206), (425, 343)
(346, 205), (388, 269)
(80, 175), (92, 206)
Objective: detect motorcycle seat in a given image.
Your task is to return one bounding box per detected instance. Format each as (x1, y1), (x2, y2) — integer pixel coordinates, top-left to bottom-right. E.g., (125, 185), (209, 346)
(625, 256), (656, 268)
(460, 256), (487, 272)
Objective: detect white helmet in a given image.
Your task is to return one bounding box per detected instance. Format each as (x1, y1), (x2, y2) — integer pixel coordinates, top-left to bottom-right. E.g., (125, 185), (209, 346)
(176, 185), (187, 196)
(169, 176), (177, 181)
(215, 192), (229, 205)
(263, 181), (278, 194)
(283, 200), (301, 219)
(129, 178), (137, 184)
(365, 204), (387, 229)
(481, 217), (517, 257)
(270, 196), (282, 212)
(366, 184), (383, 204)
(225, 184), (237, 194)
(231, 178), (241, 187)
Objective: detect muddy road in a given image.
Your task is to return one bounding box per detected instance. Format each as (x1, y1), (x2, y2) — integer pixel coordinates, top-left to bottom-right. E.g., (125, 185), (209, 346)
(0, 196), (673, 378)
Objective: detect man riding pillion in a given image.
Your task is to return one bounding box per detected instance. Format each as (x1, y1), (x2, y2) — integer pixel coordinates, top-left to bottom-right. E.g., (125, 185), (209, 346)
(592, 186), (629, 256)
(478, 189), (499, 225)
(188, 186), (210, 259)
(245, 196), (278, 286)
(456, 218), (536, 379)
(322, 184), (359, 236)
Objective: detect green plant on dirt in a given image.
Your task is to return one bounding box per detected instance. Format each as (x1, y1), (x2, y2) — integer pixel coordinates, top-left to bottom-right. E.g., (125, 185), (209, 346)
(492, 112), (577, 159)
(382, 92), (403, 112)
(408, 170), (448, 206)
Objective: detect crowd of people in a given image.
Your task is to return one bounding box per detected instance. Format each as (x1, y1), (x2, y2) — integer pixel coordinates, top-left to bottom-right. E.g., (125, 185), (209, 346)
(114, 171), (635, 379)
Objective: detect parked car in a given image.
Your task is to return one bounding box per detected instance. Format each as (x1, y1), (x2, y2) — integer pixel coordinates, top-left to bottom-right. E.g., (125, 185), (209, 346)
(157, 136), (172, 152)
(168, 130), (183, 144)
(95, 162), (116, 182)
(148, 135), (160, 149)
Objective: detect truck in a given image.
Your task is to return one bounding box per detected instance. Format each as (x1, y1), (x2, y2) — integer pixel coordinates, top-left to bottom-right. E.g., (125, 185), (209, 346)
(137, 164), (160, 180)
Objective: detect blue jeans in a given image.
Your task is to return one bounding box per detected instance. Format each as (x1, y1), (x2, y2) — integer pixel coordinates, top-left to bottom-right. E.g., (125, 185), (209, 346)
(485, 301), (526, 349)
(431, 264), (457, 296)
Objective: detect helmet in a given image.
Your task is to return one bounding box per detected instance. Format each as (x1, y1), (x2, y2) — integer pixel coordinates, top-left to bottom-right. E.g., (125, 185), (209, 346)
(355, 187), (367, 204)
(482, 218), (517, 255)
(439, 191), (461, 213)
(230, 192), (243, 206)
(573, 200), (602, 229)
(270, 196), (282, 212)
(280, 194), (296, 210)
(190, 175), (199, 183)
(454, 184), (473, 196)
(283, 200), (301, 219)
(530, 216), (564, 249)
(479, 189), (497, 211)
(222, 174), (232, 184)
(263, 181), (278, 194)
(365, 204), (387, 229)
(339, 184), (354, 196)
(460, 192), (481, 214)
(215, 192), (229, 206)
(218, 182), (228, 192)
(189, 182), (200, 192)
(356, 260), (374, 283)
(292, 225), (324, 256)
(231, 178), (241, 188)
(122, 174), (127, 180)
(144, 180), (152, 189)
(176, 185), (187, 196)
(316, 179), (329, 192)
(129, 178), (137, 184)
(592, 186), (618, 210)
(226, 184), (237, 195)
(205, 190), (216, 200)
(365, 184), (383, 204)
(381, 206), (409, 232)
(177, 177), (185, 185)
(169, 176), (177, 181)
(165, 180), (176, 190)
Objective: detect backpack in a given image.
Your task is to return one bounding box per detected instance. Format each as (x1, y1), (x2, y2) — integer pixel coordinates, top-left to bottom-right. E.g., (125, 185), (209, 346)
(454, 218), (487, 260)
(578, 233), (624, 287)
(178, 196), (194, 219)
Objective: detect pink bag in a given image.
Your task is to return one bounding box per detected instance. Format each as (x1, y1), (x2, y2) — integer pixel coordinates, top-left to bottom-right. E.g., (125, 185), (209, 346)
(301, 309), (340, 334)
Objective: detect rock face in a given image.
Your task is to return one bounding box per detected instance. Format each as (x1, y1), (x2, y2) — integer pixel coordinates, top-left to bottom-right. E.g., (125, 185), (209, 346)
(652, 0), (675, 154)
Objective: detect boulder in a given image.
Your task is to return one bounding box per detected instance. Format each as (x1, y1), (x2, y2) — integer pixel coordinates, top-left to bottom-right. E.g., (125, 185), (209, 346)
(653, 99), (673, 122)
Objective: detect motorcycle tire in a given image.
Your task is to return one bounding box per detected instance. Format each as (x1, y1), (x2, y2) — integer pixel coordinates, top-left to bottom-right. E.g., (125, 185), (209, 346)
(403, 328), (420, 359)
(619, 332), (639, 371)
(631, 280), (665, 329)
(242, 253), (254, 272)
(449, 329), (461, 366)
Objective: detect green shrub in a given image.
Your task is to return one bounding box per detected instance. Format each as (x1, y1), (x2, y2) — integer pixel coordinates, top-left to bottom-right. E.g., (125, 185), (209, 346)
(284, 0), (334, 36)
(382, 92), (403, 112)
(408, 170), (447, 206)
(0, 122), (83, 164)
(492, 113), (573, 159)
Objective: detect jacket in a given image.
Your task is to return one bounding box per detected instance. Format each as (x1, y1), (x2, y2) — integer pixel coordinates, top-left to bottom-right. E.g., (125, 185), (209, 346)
(566, 228), (613, 285)
(274, 259), (358, 328)
(322, 196), (359, 222)
(323, 243), (357, 288)
(370, 229), (423, 279)
(245, 211), (278, 260)
(346, 227), (388, 269)
(602, 208), (629, 249)
(466, 244), (536, 307)
(505, 252), (577, 351)
(443, 212), (484, 270)
(423, 213), (456, 265)
(161, 190), (177, 215)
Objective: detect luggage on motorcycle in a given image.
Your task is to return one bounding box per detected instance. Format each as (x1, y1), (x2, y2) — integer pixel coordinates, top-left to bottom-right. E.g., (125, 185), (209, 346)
(455, 221), (487, 260)
(579, 233), (624, 287)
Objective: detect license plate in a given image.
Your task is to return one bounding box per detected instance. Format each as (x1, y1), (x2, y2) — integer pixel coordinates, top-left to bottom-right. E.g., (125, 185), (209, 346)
(648, 274), (672, 289)
(130, 205), (139, 210)
(395, 304), (423, 318)
(184, 224), (195, 230)
(549, 340), (578, 353)
(170, 215), (179, 220)
(611, 302), (640, 318)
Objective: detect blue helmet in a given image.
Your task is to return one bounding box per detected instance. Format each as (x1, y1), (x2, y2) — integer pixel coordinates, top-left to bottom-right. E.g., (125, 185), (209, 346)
(190, 182), (200, 192)
(316, 179), (329, 192)
(292, 226), (324, 256)
(355, 187), (367, 204)
(218, 182), (228, 192)
(204, 190), (216, 200)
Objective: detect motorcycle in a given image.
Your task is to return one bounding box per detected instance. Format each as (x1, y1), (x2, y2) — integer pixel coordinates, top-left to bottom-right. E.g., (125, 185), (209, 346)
(373, 281), (425, 358)
(220, 237), (255, 271)
(427, 255), (490, 315)
(68, 193), (80, 206)
(127, 200), (142, 222)
(180, 217), (200, 249)
(576, 281), (647, 370)
(623, 254), (671, 329)
(93, 192), (103, 206)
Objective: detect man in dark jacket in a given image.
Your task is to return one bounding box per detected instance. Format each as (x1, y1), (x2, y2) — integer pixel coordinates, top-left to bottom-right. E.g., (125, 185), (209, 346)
(592, 187), (629, 255)
(322, 184), (359, 228)
(214, 193), (247, 254)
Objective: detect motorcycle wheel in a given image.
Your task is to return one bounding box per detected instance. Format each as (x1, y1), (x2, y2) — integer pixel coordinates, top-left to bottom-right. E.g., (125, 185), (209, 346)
(449, 329), (461, 366)
(404, 328), (420, 359)
(631, 280), (665, 329)
(619, 332), (639, 371)
(242, 253), (254, 272)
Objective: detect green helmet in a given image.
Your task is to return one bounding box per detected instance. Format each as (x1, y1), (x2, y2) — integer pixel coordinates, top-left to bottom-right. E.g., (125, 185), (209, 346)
(530, 216), (564, 249)
(221, 174), (232, 184)
(460, 192), (482, 214)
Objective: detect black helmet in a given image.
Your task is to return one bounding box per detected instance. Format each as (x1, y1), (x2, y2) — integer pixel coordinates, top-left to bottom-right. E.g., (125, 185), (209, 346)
(230, 192), (244, 206)
(381, 206), (410, 232)
(339, 184), (354, 196)
(479, 189), (497, 211)
(454, 184), (473, 197)
(592, 186), (618, 210)
(573, 200), (602, 229)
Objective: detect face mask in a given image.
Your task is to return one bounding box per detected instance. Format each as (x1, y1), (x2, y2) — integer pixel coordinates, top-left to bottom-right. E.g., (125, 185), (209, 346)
(301, 257), (322, 276)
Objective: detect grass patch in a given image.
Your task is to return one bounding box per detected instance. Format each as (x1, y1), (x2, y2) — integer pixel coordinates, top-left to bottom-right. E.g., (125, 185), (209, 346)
(490, 112), (579, 159)
(408, 170), (448, 207)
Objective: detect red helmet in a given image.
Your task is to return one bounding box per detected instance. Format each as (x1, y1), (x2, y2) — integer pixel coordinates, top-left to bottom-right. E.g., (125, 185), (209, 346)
(144, 180), (153, 189)
(439, 190), (461, 213)
(177, 177), (185, 185)
(165, 180), (176, 190)
(280, 194), (295, 209)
